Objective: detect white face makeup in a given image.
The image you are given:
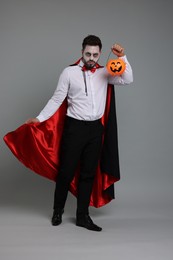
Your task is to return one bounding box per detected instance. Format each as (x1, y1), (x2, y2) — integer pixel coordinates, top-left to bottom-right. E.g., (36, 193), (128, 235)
(82, 45), (101, 69)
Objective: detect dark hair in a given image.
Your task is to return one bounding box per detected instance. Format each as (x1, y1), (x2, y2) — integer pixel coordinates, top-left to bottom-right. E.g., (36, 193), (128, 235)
(82, 35), (102, 51)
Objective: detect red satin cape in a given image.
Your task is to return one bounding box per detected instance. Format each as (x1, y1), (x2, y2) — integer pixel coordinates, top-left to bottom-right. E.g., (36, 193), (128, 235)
(4, 85), (120, 208)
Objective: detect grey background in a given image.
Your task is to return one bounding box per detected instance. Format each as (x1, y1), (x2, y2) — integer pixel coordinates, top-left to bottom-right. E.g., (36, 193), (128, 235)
(0, 0), (173, 259)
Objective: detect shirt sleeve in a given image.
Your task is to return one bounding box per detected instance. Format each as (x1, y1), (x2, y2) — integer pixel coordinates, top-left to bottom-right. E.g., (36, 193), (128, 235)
(36, 68), (69, 122)
(108, 55), (133, 85)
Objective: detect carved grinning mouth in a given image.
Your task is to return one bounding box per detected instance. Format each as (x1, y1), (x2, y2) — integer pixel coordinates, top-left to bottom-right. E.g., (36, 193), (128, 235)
(110, 64), (122, 73)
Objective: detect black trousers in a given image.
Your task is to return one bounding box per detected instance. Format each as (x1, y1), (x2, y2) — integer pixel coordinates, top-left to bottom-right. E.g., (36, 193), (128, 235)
(53, 116), (104, 216)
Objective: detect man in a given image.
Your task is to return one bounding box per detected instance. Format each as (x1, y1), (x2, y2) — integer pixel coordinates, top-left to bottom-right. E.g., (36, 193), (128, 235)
(25, 35), (133, 231)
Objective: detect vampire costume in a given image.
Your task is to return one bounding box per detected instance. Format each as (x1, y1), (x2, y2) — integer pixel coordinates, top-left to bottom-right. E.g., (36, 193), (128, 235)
(3, 63), (121, 208)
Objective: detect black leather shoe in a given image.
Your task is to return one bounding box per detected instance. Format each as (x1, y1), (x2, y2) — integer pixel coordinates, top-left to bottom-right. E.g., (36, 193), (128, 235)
(51, 209), (64, 226)
(76, 215), (102, 231)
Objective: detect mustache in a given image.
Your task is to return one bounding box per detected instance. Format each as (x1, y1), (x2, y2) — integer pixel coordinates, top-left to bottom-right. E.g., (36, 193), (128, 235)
(87, 60), (95, 64)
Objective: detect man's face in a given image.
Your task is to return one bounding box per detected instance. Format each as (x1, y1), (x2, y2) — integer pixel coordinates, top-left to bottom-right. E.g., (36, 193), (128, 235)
(82, 45), (101, 69)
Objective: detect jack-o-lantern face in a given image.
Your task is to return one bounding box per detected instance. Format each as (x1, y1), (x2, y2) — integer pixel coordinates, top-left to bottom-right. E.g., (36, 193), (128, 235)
(106, 59), (126, 76)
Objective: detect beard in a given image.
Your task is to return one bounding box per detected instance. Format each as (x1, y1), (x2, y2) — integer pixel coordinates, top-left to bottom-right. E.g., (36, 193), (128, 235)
(82, 58), (97, 69)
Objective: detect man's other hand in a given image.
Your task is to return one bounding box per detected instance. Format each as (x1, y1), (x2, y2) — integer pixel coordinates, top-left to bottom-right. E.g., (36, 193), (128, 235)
(25, 118), (40, 124)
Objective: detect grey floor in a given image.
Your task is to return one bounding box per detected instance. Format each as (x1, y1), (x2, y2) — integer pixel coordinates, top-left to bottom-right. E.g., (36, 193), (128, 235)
(0, 177), (173, 260)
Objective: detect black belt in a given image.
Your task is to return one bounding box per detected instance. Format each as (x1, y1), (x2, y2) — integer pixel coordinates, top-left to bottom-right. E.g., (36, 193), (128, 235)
(66, 116), (101, 125)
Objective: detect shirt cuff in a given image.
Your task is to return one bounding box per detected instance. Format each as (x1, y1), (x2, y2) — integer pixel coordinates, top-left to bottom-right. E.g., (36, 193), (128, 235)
(36, 115), (45, 122)
(119, 55), (128, 62)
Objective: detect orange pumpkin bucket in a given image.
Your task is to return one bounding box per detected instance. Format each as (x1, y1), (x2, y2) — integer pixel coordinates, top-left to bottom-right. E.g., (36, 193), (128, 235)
(106, 59), (126, 76)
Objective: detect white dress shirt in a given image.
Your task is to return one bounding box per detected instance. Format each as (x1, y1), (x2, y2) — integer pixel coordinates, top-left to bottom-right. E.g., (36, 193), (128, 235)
(37, 55), (133, 122)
